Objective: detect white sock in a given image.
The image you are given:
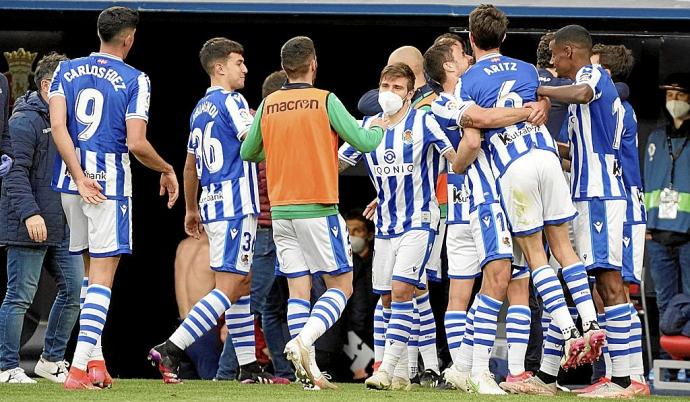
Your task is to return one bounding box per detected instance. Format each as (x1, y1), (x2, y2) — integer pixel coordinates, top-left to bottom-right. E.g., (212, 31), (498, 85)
(299, 288), (347, 347)
(598, 313), (612, 378)
(225, 295), (256, 366)
(604, 304), (631, 378)
(506, 305), (530, 376)
(79, 277), (88, 309)
(456, 297), (479, 372)
(471, 294), (501, 377)
(541, 310), (551, 341)
(541, 317), (564, 377)
(562, 263), (597, 324)
(407, 306), (419, 378)
(72, 285), (111, 370)
(381, 301), (414, 375)
(416, 293), (439, 373)
(445, 310), (466, 364)
(374, 300), (391, 364)
(629, 304), (644, 378)
(394, 345), (409, 379)
(533, 266), (577, 336)
(169, 289), (230, 350)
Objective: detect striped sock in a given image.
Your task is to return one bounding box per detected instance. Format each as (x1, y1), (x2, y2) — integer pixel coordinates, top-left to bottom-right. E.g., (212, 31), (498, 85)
(407, 306), (420, 378)
(287, 298), (310, 339)
(569, 306), (579, 325)
(82, 276), (105, 362)
(79, 277), (88, 309)
(456, 297), (479, 372)
(382, 301), (414, 375)
(71, 285), (111, 370)
(629, 304), (644, 378)
(533, 266), (577, 336)
(541, 320), (564, 377)
(562, 263), (597, 324)
(299, 288), (347, 347)
(169, 289), (230, 350)
(541, 310), (551, 341)
(599, 313), (612, 378)
(604, 304), (631, 378)
(374, 300), (391, 364)
(506, 305), (531, 376)
(416, 293), (439, 373)
(471, 294), (501, 377)
(225, 295), (256, 366)
(444, 310), (466, 364)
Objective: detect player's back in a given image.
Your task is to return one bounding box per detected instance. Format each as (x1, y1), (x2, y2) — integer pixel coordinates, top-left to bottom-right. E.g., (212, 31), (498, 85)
(49, 52), (149, 198)
(458, 53), (557, 176)
(188, 87), (259, 222)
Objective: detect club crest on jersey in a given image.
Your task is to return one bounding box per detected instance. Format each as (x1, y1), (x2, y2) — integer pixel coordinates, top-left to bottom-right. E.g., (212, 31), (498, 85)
(383, 149), (396, 164)
(503, 237), (511, 247)
(402, 129), (414, 145)
(240, 254), (250, 266)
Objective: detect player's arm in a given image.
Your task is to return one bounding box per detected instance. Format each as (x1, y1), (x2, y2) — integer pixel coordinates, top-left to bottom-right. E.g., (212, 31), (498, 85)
(327, 93), (386, 153)
(49, 96), (107, 204)
(460, 98), (549, 129)
(240, 102), (266, 162)
(452, 127), (482, 174)
(538, 84), (593, 105)
(338, 159), (351, 173)
(126, 118), (178, 209)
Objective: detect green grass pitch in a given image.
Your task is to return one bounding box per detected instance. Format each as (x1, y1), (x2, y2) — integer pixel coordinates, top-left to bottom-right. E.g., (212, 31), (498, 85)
(0, 380), (686, 401)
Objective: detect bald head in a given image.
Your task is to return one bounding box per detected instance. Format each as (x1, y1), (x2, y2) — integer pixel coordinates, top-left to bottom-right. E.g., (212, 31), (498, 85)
(388, 46), (425, 88)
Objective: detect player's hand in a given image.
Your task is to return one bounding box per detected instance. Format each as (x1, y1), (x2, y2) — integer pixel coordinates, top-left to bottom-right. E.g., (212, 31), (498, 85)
(76, 177), (107, 204)
(184, 211), (204, 239)
(160, 171), (179, 209)
(363, 198), (377, 221)
(26, 214), (47, 243)
(0, 154), (13, 177)
(369, 117), (389, 131)
(524, 99), (549, 126)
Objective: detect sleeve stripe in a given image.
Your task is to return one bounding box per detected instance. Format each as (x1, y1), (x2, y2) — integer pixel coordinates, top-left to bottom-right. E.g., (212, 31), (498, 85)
(338, 154), (359, 166)
(135, 73), (149, 117)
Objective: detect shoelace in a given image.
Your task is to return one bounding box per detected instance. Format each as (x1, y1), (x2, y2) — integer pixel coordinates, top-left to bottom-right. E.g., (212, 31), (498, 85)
(56, 360), (70, 374)
(9, 368), (32, 382)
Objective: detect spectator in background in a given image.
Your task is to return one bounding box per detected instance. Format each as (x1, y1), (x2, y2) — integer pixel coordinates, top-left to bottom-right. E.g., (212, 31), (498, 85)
(644, 73), (690, 323)
(0, 53), (83, 384)
(1, 72), (12, 176)
(536, 32), (572, 143)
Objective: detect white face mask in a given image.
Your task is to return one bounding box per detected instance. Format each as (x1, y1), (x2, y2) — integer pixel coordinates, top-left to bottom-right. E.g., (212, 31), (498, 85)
(666, 100), (690, 119)
(350, 235), (367, 254)
(378, 91), (404, 116)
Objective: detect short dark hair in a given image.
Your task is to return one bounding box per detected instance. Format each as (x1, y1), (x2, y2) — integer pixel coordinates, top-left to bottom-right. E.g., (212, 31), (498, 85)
(345, 208), (374, 233)
(424, 42), (454, 86)
(553, 25), (592, 51)
(262, 70), (287, 98)
(97, 6), (139, 43)
(434, 33), (466, 51)
(281, 36), (315, 79)
(469, 4), (508, 50)
(199, 37), (244, 76)
(34, 52), (68, 88)
(537, 32), (555, 69)
(379, 62), (415, 92)
(592, 44), (634, 82)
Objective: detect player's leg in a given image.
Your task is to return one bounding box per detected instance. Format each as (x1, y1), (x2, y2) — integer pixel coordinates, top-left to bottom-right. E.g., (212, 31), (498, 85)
(414, 288), (440, 387)
(624, 223), (649, 395)
(503, 270), (532, 383)
(372, 239), (395, 372)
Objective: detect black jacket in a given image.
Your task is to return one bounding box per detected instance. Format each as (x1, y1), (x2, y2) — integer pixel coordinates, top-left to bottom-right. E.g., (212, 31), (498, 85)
(0, 91), (67, 247)
(0, 73), (10, 156)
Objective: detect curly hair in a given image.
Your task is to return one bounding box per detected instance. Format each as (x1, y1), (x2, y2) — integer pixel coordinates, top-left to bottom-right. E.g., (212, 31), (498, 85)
(537, 32), (555, 69)
(592, 44), (635, 82)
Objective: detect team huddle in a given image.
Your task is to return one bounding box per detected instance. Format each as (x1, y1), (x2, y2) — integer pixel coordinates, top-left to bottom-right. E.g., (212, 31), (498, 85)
(49, 4), (646, 398)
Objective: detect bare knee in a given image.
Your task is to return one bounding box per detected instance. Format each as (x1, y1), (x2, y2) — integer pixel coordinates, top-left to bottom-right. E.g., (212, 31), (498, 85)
(391, 281), (415, 302)
(381, 293), (392, 308)
(594, 271), (626, 306)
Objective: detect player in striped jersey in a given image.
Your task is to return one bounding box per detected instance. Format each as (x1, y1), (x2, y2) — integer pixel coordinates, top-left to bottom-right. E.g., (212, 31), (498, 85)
(148, 38), (274, 385)
(339, 63), (455, 391)
(49, 7), (179, 389)
(424, 39), (545, 394)
(456, 9), (604, 390)
(537, 26), (633, 398)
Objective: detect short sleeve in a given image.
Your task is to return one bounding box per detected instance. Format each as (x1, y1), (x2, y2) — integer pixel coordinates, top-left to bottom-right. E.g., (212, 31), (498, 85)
(431, 94), (474, 130)
(126, 72), (151, 121)
(225, 92), (254, 139)
(424, 113), (453, 155)
(187, 130), (197, 154)
(48, 60), (67, 99)
(575, 65), (603, 104)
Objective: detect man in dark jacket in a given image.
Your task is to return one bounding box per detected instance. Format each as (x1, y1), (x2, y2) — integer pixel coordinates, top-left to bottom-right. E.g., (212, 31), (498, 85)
(0, 73), (13, 176)
(0, 53), (83, 384)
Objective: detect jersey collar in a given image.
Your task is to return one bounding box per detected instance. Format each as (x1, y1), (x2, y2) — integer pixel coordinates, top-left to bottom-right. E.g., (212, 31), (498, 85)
(206, 86), (225, 94)
(476, 52), (502, 63)
(90, 52), (123, 62)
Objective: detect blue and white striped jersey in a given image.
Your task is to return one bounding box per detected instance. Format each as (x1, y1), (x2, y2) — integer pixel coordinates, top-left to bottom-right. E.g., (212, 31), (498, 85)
(456, 53), (558, 178)
(565, 65), (626, 201)
(49, 53), (150, 199)
(187, 87), (259, 223)
(620, 99), (646, 224)
(339, 107), (452, 238)
(431, 92), (500, 218)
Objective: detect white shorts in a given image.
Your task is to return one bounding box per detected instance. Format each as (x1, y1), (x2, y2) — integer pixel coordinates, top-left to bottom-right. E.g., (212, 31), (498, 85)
(426, 219), (446, 282)
(622, 223), (645, 284)
(61, 193), (132, 257)
(573, 199), (626, 271)
(273, 214), (352, 278)
(446, 202), (513, 280)
(498, 149), (577, 236)
(372, 229), (435, 294)
(204, 214), (257, 275)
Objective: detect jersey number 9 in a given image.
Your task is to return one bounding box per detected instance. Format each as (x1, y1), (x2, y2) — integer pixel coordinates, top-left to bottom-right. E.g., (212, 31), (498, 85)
(76, 88), (104, 141)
